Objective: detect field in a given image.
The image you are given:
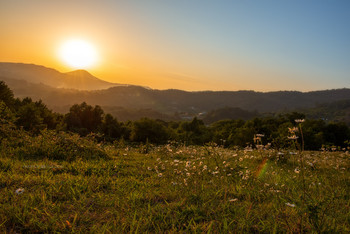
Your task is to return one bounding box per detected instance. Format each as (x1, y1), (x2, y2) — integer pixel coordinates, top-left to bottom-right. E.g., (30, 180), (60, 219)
(1, 141), (349, 233)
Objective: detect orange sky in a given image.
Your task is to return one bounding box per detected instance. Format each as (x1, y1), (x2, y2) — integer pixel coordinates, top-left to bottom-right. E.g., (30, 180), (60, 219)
(1, 0), (349, 91)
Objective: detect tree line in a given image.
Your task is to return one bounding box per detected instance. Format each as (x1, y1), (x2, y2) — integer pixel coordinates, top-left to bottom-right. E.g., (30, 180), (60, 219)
(1, 81), (349, 150)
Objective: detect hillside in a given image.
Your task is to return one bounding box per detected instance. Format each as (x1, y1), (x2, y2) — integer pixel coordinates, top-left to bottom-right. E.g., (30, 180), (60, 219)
(201, 107), (259, 124)
(0, 62), (120, 90)
(1, 62), (350, 121)
(300, 99), (350, 125)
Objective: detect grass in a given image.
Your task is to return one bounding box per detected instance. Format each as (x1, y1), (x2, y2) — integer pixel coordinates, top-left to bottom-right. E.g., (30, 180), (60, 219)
(0, 142), (350, 233)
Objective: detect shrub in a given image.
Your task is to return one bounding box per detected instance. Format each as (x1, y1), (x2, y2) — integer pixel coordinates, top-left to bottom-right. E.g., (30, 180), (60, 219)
(13, 130), (110, 161)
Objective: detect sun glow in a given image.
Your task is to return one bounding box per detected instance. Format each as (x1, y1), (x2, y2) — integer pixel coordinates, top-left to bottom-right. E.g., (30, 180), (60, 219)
(59, 39), (98, 69)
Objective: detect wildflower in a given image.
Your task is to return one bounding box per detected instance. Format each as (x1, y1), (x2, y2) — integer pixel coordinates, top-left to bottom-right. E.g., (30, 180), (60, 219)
(158, 173), (163, 177)
(294, 168), (300, 174)
(288, 135), (299, 140)
(15, 188), (25, 195)
(253, 135), (261, 144)
(256, 145), (264, 150)
(285, 202), (296, 207)
(288, 127), (298, 133)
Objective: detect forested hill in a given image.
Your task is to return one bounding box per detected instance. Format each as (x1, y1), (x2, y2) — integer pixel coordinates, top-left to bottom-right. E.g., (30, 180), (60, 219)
(1, 62), (350, 117)
(3, 76), (350, 114)
(297, 99), (350, 126)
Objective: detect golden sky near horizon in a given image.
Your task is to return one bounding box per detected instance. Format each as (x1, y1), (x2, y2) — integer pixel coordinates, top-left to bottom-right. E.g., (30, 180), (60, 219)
(1, 0), (349, 91)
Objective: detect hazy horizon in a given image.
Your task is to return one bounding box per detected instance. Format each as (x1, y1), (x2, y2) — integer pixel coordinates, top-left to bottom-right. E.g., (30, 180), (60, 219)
(1, 0), (349, 92)
(2, 61), (350, 93)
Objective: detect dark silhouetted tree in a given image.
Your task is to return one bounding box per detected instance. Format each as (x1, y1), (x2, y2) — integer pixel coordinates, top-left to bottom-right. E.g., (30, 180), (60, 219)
(65, 102), (104, 135)
(0, 81), (15, 107)
(101, 113), (122, 140)
(130, 118), (169, 143)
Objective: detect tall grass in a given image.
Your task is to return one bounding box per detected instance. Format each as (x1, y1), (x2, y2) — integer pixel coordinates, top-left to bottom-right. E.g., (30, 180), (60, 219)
(0, 140), (349, 232)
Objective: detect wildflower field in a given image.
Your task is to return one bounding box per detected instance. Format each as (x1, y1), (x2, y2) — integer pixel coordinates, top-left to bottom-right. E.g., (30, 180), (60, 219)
(1, 142), (349, 233)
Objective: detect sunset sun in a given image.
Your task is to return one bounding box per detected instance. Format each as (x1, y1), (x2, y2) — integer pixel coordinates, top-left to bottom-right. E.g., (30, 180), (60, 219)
(59, 39), (98, 69)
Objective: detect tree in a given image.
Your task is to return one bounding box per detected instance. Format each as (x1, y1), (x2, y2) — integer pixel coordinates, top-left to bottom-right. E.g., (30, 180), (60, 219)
(130, 118), (169, 144)
(13, 98), (61, 133)
(177, 117), (212, 145)
(323, 122), (350, 147)
(65, 102), (104, 135)
(0, 101), (18, 142)
(302, 119), (326, 150)
(101, 114), (122, 140)
(285, 112), (306, 123)
(0, 81), (15, 107)
(210, 119), (245, 146)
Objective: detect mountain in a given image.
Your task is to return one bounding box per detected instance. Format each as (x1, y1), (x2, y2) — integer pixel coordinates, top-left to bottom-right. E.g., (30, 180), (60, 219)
(0, 62), (120, 90)
(1, 62), (350, 122)
(64, 70), (122, 90)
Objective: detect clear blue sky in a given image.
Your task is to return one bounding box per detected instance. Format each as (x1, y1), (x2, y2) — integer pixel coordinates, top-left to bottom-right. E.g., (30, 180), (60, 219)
(1, 0), (349, 91)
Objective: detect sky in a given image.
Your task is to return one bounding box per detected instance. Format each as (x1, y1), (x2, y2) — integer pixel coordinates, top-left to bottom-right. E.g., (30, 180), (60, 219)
(1, 0), (349, 91)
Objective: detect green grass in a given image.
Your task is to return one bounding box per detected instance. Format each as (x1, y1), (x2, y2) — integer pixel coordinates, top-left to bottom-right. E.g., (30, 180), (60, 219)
(1, 143), (350, 233)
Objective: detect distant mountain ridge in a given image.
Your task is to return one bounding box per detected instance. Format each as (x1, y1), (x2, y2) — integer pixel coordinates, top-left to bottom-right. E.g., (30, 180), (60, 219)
(0, 62), (121, 90)
(1, 62), (350, 122)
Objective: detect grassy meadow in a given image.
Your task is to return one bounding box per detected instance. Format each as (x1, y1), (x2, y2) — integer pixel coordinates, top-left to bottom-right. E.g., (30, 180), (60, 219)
(1, 138), (349, 233)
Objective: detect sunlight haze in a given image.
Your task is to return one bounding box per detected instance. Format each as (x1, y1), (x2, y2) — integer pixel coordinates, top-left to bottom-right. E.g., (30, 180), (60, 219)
(1, 0), (349, 91)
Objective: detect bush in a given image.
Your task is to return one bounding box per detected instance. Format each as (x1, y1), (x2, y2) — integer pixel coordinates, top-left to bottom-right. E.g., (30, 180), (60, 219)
(12, 130), (110, 161)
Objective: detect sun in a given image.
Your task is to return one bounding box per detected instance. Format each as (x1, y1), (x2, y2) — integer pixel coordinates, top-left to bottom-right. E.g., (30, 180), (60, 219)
(58, 39), (98, 69)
